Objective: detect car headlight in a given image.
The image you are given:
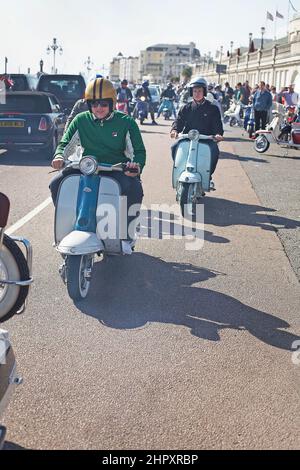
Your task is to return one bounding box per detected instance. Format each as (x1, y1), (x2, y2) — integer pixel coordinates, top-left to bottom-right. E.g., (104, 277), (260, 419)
(188, 130), (200, 141)
(79, 156), (98, 175)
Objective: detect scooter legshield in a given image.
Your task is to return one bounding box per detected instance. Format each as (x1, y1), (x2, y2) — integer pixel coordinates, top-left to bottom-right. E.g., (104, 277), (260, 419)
(55, 175), (81, 245)
(172, 140), (212, 192)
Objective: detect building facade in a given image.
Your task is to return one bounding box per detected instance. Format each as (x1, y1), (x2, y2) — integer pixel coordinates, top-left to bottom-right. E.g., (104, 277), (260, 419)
(193, 15), (300, 92)
(139, 43), (200, 83)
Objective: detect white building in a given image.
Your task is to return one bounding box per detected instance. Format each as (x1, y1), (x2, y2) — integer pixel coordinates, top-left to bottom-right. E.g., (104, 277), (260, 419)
(193, 15), (300, 92)
(139, 43), (200, 83)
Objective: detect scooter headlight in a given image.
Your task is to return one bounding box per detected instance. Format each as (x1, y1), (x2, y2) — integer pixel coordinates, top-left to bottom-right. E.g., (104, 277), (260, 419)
(188, 130), (200, 141)
(79, 156), (98, 175)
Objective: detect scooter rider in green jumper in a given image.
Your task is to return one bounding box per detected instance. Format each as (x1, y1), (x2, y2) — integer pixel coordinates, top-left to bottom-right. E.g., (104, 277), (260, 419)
(50, 78), (146, 252)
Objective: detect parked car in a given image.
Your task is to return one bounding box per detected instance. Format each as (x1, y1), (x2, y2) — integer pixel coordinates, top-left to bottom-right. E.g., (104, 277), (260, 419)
(37, 74), (86, 114)
(0, 74), (38, 91)
(0, 91), (65, 158)
(148, 85), (161, 113)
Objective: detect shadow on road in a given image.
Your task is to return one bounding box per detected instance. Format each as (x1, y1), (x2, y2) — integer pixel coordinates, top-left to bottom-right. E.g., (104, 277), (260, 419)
(221, 151), (269, 164)
(0, 150), (50, 167)
(204, 197), (300, 231)
(3, 441), (27, 450)
(76, 254), (299, 351)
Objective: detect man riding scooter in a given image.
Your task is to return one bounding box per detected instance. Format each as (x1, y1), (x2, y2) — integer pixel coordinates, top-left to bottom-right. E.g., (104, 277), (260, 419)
(135, 80), (158, 125)
(50, 77), (146, 253)
(157, 83), (177, 119)
(170, 77), (224, 188)
(116, 79), (133, 115)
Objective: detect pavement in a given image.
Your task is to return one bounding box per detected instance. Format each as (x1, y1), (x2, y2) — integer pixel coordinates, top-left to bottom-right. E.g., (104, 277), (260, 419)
(1, 119), (300, 450)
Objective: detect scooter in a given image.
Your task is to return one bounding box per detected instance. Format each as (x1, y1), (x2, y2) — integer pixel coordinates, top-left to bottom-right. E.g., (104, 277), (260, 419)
(134, 97), (148, 125)
(0, 192), (33, 449)
(116, 99), (129, 114)
(224, 99), (244, 127)
(254, 104), (300, 154)
(161, 98), (173, 120)
(172, 130), (215, 218)
(54, 156), (139, 301)
(244, 105), (255, 138)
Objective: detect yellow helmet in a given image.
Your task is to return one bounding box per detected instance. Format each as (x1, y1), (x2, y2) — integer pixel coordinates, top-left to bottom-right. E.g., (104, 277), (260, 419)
(85, 78), (117, 111)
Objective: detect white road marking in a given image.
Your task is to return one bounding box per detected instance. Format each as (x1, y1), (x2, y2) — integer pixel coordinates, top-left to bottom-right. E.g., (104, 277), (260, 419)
(6, 197), (52, 235)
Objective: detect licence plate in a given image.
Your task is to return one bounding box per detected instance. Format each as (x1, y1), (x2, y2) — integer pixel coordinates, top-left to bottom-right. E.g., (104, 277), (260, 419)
(0, 121), (24, 128)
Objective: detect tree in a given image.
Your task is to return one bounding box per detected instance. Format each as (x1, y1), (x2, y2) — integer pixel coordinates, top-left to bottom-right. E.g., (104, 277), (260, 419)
(181, 66), (193, 82)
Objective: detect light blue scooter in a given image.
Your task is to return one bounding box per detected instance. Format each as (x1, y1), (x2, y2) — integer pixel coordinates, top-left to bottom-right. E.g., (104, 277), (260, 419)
(172, 130), (215, 218)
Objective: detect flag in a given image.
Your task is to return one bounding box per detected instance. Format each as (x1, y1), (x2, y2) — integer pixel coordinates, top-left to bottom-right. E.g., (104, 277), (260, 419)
(290, 0), (298, 12)
(276, 10), (284, 19)
(267, 11), (274, 21)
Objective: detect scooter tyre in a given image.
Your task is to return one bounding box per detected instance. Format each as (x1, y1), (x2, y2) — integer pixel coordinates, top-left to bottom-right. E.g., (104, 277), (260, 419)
(180, 183), (196, 221)
(67, 255), (90, 301)
(0, 235), (29, 322)
(255, 135), (270, 153)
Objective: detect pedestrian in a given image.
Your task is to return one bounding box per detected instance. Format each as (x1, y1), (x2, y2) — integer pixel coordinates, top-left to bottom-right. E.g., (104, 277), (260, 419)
(253, 81), (273, 133)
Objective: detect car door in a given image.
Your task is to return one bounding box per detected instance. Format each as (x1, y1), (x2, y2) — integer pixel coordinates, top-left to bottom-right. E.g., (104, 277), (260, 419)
(49, 95), (65, 139)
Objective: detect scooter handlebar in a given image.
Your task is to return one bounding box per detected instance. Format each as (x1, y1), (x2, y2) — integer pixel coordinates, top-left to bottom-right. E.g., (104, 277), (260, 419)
(178, 134), (215, 140)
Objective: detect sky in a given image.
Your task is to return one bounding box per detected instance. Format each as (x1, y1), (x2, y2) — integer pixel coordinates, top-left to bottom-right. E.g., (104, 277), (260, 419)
(0, 0), (295, 77)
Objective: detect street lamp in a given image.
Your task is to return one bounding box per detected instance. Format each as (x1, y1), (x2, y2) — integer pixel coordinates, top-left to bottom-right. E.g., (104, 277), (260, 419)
(84, 56), (94, 78)
(249, 32), (253, 50)
(260, 27), (265, 50)
(46, 38), (63, 74)
(230, 41), (234, 57)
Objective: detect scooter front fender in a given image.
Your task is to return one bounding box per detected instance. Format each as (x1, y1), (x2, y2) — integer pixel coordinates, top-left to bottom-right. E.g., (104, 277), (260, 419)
(178, 171), (201, 184)
(57, 231), (104, 255)
(255, 131), (274, 143)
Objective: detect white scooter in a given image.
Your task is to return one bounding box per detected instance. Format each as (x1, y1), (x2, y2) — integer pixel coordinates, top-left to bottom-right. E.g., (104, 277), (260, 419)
(254, 103), (298, 154)
(224, 99), (244, 127)
(54, 155), (139, 301)
(172, 130), (215, 218)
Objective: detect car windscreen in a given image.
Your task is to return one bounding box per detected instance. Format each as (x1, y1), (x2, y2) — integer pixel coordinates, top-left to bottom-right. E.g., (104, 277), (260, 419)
(149, 87), (159, 98)
(10, 76), (28, 91)
(38, 78), (84, 100)
(0, 95), (51, 113)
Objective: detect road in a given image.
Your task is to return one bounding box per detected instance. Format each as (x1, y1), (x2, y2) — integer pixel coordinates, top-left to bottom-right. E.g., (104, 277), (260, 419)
(1, 120), (300, 450)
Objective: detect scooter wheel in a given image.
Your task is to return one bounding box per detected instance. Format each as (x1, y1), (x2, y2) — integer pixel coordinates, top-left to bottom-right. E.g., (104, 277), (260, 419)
(66, 255), (92, 301)
(0, 235), (29, 322)
(254, 135), (270, 153)
(180, 183), (197, 220)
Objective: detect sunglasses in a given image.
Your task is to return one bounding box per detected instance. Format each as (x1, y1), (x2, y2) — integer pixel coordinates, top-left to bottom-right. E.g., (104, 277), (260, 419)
(90, 100), (110, 108)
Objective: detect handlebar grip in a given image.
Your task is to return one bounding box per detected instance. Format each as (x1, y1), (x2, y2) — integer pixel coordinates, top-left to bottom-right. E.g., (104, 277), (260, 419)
(122, 163), (139, 174)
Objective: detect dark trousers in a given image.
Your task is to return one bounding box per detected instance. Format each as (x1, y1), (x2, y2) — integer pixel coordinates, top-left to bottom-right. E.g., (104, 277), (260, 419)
(49, 167), (144, 238)
(254, 110), (268, 132)
(171, 140), (220, 176)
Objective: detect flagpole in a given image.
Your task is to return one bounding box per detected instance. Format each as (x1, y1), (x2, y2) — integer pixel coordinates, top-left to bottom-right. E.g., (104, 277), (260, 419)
(287, 0), (290, 34)
(275, 6), (278, 40)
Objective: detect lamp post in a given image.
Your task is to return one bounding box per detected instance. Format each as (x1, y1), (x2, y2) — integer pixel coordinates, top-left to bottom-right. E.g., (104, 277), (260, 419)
(46, 38), (63, 74)
(218, 46), (223, 83)
(4, 57), (8, 74)
(260, 27), (265, 50)
(249, 32), (253, 51)
(39, 60), (44, 74)
(230, 41), (234, 58)
(84, 56), (94, 78)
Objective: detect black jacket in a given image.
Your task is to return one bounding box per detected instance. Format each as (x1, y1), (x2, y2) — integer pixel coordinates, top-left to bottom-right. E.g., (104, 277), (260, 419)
(172, 99), (224, 136)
